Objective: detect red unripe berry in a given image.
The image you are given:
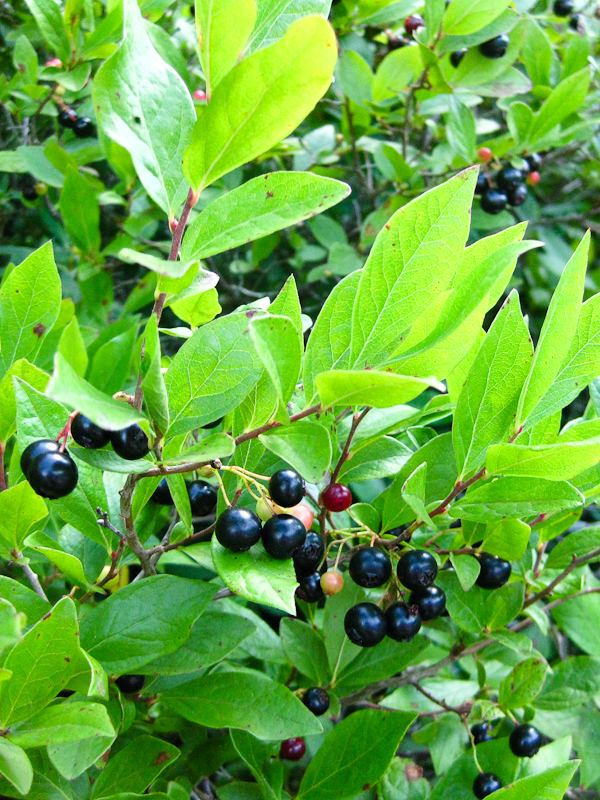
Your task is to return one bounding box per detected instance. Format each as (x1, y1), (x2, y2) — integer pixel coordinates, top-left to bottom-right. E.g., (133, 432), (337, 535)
(280, 737), (306, 761)
(321, 570), (344, 595)
(193, 88), (207, 102)
(527, 170), (541, 186)
(477, 147), (493, 162)
(45, 57), (62, 68)
(404, 14), (424, 35)
(288, 503), (314, 530)
(321, 483), (352, 512)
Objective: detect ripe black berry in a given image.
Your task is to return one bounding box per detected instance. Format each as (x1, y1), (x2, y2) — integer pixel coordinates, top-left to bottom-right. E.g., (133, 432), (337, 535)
(553, 0), (575, 15)
(349, 548), (392, 588)
(280, 737), (305, 761)
(508, 184), (528, 207)
(27, 450), (78, 499)
(475, 173), (490, 196)
(476, 553), (512, 589)
(525, 153), (543, 172)
(450, 49), (467, 67)
(569, 13), (582, 31)
(509, 724), (543, 758)
(215, 507), (262, 552)
(293, 532), (325, 577)
(388, 34), (410, 50)
(115, 674), (145, 694)
(479, 34), (509, 59)
(262, 514), (306, 559)
(73, 117), (95, 138)
(481, 189), (508, 214)
(296, 571), (325, 603)
(187, 480), (217, 516)
(344, 602), (387, 647)
(71, 414), (110, 449)
(22, 183), (38, 201)
(497, 166), (525, 192)
(152, 478), (172, 505)
(21, 439), (60, 476)
(111, 424), (150, 460)
(302, 687), (330, 716)
(386, 602), (422, 641)
(58, 108), (77, 129)
(321, 483), (352, 512)
(397, 550), (437, 590)
(269, 468), (305, 507)
(473, 773), (502, 798)
(472, 721), (493, 744)
(410, 586), (446, 620)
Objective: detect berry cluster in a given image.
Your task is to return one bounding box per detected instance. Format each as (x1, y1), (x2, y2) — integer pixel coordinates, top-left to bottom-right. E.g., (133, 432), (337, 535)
(57, 106), (95, 138)
(152, 476), (217, 517)
(450, 33), (510, 69)
(384, 14), (424, 49)
(470, 721), (543, 797)
(553, 0), (584, 32)
(21, 415), (150, 500)
(476, 154), (543, 215)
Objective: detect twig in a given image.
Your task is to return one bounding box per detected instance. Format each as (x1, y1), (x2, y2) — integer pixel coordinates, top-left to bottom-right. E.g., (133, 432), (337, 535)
(119, 475), (156, 575)
(524, 546), (600, 608)
(13, 551), (48, 601)
(329, 407), (370, 485)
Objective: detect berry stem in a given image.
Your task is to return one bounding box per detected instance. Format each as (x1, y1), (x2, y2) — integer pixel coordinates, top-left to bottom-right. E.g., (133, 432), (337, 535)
(55, 410), (79, 451)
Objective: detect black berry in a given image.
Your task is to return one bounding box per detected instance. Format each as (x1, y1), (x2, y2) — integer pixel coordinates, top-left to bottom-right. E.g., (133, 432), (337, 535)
(280, 737), (305, 761)
(58, 108), (77, 129)
(397, 550), (437, 590)
(472, 721), (493, 744)
(262, 514), (307, 559)
(410, 586), (446, 620)
(293, 532), (325, 577)
(509, 724), (543, 758)
(296, 571), (325, 603)
(481, 189), (508, 214)
(71, 414), (110, 449)
(187, 480), (217, 516)
(388, 34), (410, 50)
(111, 424), (150, 460)
(349, 548), (392, 588)
(152, 478), (172, 506)
(386, 602), (422, 641)
(508, 184), (528, 207)
(525, 153), (543, 172)
(497, 166), (525, 192)
(344, 602), (387, 647)
(475, 173), (490, 196)
(473, 773), (502, 798)
(569, 13), (582, 31)
(22, 183), (38, 201)
(21, 439), (60, 476)
(73, 117), (95, 138)
(302, 687), (330, 716)
(450, 49), (467, 67)
(269, 468), (305, 507)
(476, 553), (512, 589)
(27, 450), (78, 499)
(115, 674), (145, 694)
(479, 34), (509, 59)
(553, 0), (575, 15)
(215, 507), (262, 552)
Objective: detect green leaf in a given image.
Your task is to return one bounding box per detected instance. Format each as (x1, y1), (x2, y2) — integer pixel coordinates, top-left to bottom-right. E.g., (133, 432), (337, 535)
(0, 576), (49, 624)
(527, 68), (591, 146)
(438, 571), (524, 633)
(552, 593), (600, 656)
(536, 656), (600, 710)
(297, 709), (416, 800)
(79, 575), (214, 672)
(8, 701), (114, 748)
(260, 420), (332, 483)
(499, 657), (548, 709)
(517, 233), (590, 427)
(372, 46), (423, 102)
(0, 359), (48, 441)
(0, 482), (48, 554)
(168, 285), (221, 327)
(212, 539), (298, 614)
(338, 436), (412, 482)
(59, 168), (101, 255)
(93, 0), (196, 216)
(545, 524), (600, 569)
(166, 312), (262, 436)
(0, 597), (79, 726)
(487, 434), (600, 482)
(181, 172), (350, 260)
(196, 0), (257, 96)
(490, 762), (579, 800)
(481, 519), (531, 560)
(335, 637), (429, 694)
(349, 169), (477, 369)
(24, 0), (70, 61)
(0, 738), (33, 795)
(0, 242), (61, 373)
(90, 735), (180, 799)
(442, 0), (511, 35)
(446, 97), (476, 161)
(250, 314), (302, 421)
(183, 15), (337, 192)
(47, 353), (147, 431)
(161, 669), (323, 739)
(401, 463), (435, 527)
(118, 248), (204, 279)
(280, 618), (330, 684)
(230, 730), (280, 800)
(248, 0), (332, 51)
(141, 314), (169, 434)
(451, 477), (584, 522)
(453, 290), (533, 477)
(450, 553), (481, 591)
(316, 370), (443, 408)
(58, 317), (89, 377)
(337, 49), (373, 107)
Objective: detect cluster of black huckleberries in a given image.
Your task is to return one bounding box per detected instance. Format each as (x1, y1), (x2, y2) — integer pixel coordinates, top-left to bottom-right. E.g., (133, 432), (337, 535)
(476, 154), (543, 215)
(56, 104), (96, 138)
(471, 720), (545, 797)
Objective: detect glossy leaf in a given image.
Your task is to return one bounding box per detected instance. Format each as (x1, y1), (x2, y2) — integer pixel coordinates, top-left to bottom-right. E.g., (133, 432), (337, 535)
(9, 701), (114, 748)
(196, 0), (257, 96)
(316, 370), (444, 408)
(90, 735), (180, 799)
(0, 738), (33, 795)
